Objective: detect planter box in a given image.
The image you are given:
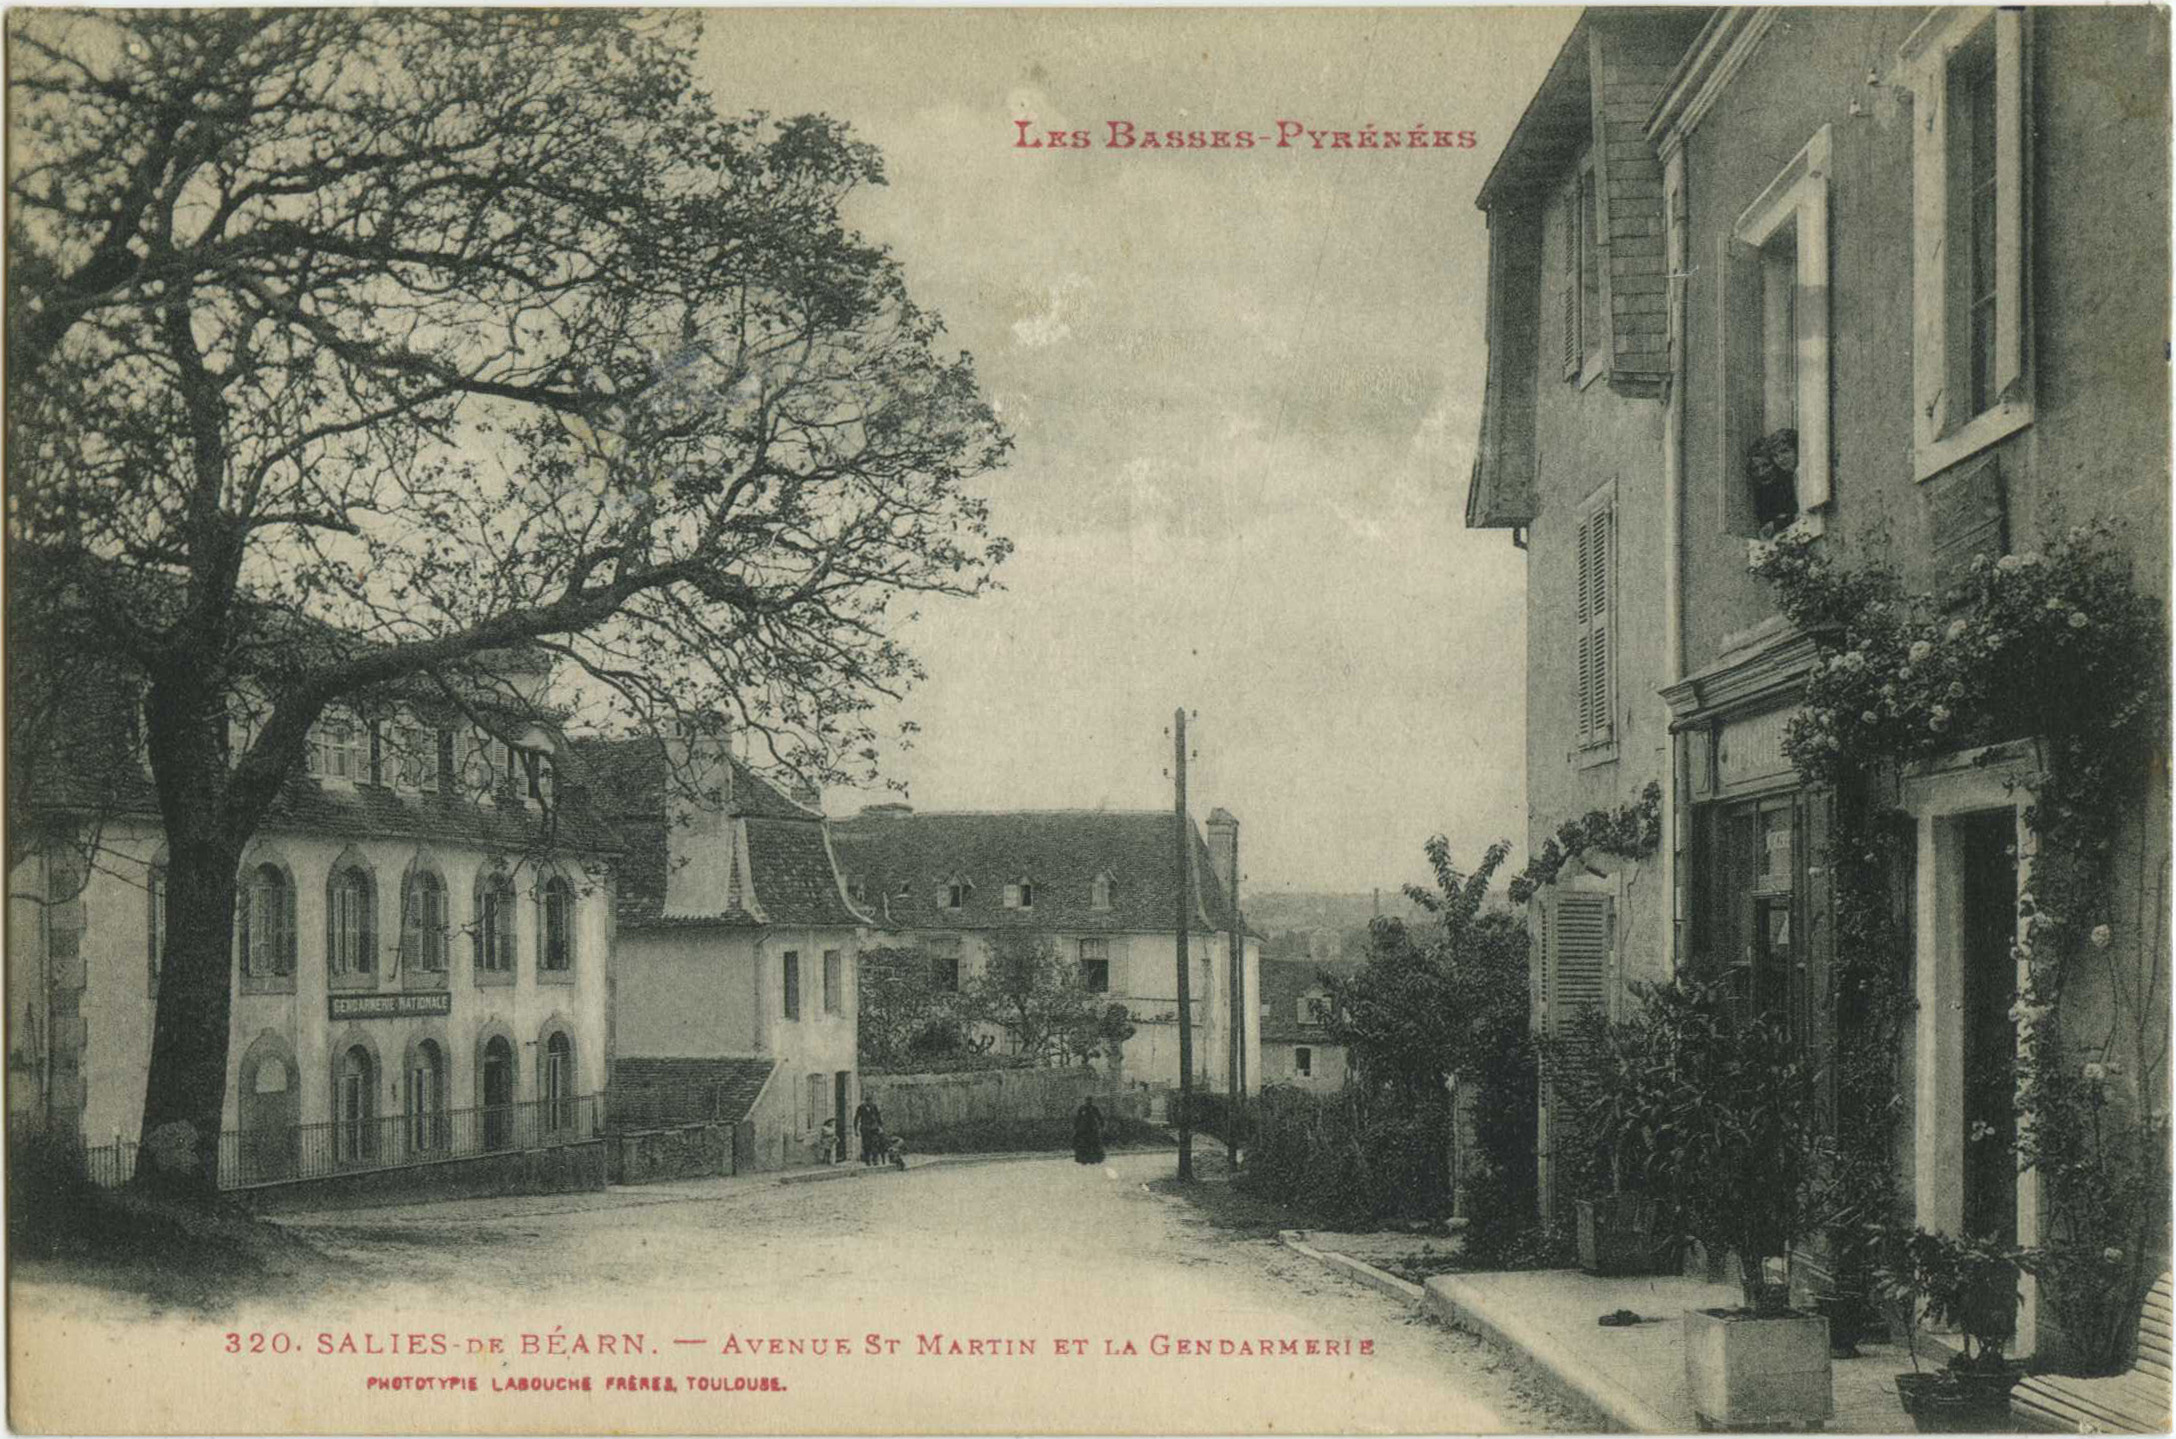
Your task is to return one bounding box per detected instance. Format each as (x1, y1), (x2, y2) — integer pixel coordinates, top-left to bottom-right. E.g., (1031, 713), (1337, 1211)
(1577, 1196), (1658, 1276)
(1683, 1308), (1833, 1429)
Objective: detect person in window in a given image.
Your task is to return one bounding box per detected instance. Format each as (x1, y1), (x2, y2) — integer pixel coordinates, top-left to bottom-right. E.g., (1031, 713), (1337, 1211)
(854, 1096), (884, 1167)
(1073, 1096), (1106, 1166)
(1748, 427), (1800, 537)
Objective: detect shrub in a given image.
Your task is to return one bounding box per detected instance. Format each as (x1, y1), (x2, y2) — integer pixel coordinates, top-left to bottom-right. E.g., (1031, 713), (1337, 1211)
(1236, 1085), (1445, 1229)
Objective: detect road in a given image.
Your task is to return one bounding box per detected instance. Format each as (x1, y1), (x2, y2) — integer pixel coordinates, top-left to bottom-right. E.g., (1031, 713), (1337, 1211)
(11, 1152), (1579, 1433)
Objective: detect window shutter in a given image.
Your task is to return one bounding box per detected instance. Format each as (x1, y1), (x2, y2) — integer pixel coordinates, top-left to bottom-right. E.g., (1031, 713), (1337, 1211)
(1560, 189), (1581, 377)
(1589, 508), (1612, 741)
(1552, 893), (1613, 1032)
(1992, 13), (2025, 401)
(1573, 505), (1612, 745)
(1584, 511), (1601, 740)
(281, 878), (296, 975)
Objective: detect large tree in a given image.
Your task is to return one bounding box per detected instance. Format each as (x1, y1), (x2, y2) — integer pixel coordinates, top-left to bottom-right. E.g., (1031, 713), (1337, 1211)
(7, 10), (1010, 1195)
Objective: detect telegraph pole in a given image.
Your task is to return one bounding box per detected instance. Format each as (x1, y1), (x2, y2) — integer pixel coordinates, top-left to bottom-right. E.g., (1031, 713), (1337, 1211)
(1173, 707), (1194, 1182)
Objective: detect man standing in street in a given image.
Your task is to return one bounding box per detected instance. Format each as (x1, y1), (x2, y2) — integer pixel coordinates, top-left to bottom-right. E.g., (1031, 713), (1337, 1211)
(854, 1096), (884, 1166)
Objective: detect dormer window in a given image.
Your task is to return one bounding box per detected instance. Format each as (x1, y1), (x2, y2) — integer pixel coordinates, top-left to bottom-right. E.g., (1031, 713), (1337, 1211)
(847, 880), (869, 905)
(1003, 879), (1034, 910)
(391, 721), (441, 794)
(1091, 872), (1116, 910)
(308, 711), (366, 783)
(521, 748), (554, 804)
(943, 878), (970, 911)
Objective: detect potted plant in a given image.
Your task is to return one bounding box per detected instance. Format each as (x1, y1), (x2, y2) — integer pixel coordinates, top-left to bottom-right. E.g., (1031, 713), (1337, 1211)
(1808, 1140), (1900, 1358)
(1876, 1227), (2024, 1432)
(1610, 979), (1832, 1430)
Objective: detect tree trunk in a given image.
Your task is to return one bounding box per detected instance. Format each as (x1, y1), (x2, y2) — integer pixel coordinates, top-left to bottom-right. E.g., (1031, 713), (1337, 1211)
(134, 832), (243, 1198)
(133, 668), (272, 1203)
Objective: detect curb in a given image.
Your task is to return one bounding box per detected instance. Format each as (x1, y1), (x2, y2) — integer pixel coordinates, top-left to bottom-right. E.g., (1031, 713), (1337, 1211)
(1277, 1230), (1426, 1306)
(1420, 1273), (1678, 1433)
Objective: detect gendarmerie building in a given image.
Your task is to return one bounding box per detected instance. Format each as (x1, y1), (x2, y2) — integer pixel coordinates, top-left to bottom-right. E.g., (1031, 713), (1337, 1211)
(8, 658), (621, 1197)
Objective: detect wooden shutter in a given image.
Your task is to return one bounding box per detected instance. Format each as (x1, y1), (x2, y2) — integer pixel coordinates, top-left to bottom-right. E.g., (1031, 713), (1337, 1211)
(1574, 502), (1613, 745)
(1552, 893), (1613, 1032)
(1589, 506), (1612, 742)
(1560, 187), (1581, 377)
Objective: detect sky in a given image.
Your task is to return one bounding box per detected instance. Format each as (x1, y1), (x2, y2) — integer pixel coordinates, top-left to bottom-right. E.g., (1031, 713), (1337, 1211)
(696, 9), (1578, 894)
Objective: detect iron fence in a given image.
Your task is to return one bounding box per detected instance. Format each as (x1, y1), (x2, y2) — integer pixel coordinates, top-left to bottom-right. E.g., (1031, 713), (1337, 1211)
(81, 1138), (139, 1189)
(212, 1094), (601, 1188)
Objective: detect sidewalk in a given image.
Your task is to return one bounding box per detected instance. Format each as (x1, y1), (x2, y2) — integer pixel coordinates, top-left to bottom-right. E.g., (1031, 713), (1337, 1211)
(1282, 1234), (1918, 1433)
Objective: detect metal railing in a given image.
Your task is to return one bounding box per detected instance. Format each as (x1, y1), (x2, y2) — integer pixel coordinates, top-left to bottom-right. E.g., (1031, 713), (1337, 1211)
(82, 1139), (140, 1189)
(213, 1094), (601, 1189)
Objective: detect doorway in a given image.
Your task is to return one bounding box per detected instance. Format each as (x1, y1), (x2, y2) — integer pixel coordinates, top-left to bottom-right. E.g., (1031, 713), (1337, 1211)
(1959, 810), (2018, 1242)
(834, 1071), (851, 1153)
(482, 1036), (514, 1150)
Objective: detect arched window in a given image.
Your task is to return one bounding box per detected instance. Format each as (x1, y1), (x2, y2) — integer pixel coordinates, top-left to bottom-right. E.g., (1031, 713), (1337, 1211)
(474, 871), (517, 977)
(400, 868), (447, 975)
(326, 861), (377, 979)
(335, 1045), (377, 1164)
(408, 1040), (446, 1153)
(543, 1031), (576, 1133)
(1091, 872), (1117, 910)
(238, 1034), (299, 1182)
(238, 863), (296, 979)
(540, 876), (575, 973)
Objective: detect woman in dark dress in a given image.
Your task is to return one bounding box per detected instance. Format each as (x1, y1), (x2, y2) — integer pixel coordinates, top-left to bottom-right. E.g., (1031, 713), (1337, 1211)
(1073, 1097), (1106, 1165)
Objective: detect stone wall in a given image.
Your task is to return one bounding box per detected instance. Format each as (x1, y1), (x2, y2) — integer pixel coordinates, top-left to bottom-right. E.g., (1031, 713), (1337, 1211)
(864, 1067), (1147, 1136)
(611, 1122), (741, 1186)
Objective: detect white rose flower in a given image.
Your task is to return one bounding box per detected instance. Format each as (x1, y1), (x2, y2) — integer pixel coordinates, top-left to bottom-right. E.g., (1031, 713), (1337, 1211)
(2091, 924), (2113, 949)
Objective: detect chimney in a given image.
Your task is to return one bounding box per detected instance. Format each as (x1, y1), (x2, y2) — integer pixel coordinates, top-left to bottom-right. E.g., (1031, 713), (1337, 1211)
(662, 716), (736, 919)
(1206, 807), (1239, 925)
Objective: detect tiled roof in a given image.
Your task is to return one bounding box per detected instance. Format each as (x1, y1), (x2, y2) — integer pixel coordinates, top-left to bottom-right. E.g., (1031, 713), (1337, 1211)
(1259, 957), (1361, 1043)
(22, 683), (621, 857)
(570, 737), (860, 931)
(610, 1056), (776, 1125)
(828, 809), (1243, 936)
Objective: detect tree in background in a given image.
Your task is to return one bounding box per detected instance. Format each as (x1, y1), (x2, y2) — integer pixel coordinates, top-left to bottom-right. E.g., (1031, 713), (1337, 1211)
(8, 10), (1009, 1195)
(857, 945), (973, 1070)
(1323, 838), (1533, 1227)
(962, 932), (1098, 1064)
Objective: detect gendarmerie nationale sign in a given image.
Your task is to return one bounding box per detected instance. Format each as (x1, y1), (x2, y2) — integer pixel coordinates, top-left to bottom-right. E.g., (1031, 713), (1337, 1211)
(328, 991), (455, 1022)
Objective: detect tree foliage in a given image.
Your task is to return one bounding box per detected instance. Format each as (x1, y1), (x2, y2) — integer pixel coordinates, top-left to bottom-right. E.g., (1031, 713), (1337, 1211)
(857, 945), (985, 1070)
(1321, 838), (1532, 1226)
(960, 932), (1100, 1064)
(7, 10), (1010, 1192)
